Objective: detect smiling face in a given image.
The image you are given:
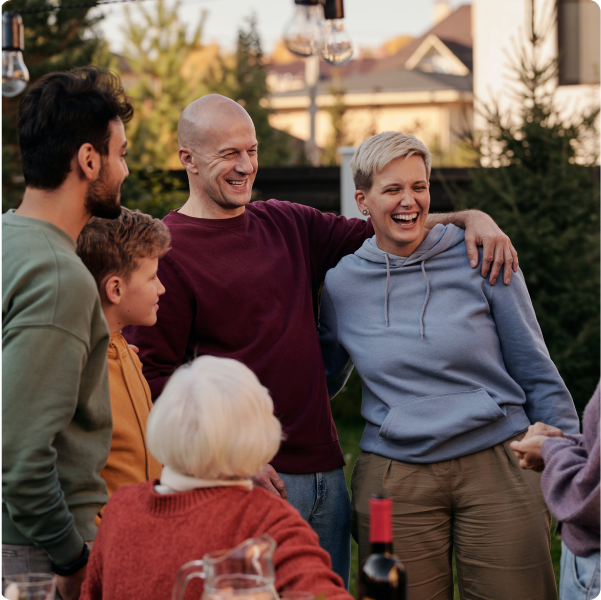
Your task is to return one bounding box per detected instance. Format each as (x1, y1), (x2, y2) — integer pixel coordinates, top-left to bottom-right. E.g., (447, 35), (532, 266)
(117, 255), (165, 328)
(188, 112), (258, 215)
(356, 154), (430, 257)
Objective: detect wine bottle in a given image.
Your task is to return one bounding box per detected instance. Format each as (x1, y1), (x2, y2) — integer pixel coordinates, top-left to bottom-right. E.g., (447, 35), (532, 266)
(357, 495), (407, 600)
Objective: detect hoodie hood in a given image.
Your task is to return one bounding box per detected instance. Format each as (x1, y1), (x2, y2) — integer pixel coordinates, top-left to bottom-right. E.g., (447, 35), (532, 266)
(355, 223), (465, 265)
(354, 224), (465, 334)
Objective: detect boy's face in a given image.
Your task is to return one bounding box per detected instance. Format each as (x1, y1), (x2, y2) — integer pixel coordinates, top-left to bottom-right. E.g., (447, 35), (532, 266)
(118, 255), (165, 327)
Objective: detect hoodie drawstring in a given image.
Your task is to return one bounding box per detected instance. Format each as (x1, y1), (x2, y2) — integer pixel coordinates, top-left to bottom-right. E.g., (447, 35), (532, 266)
(384, 256), (430, 337)
(420, 261), (430, 341)
(384, 253), (391, 327)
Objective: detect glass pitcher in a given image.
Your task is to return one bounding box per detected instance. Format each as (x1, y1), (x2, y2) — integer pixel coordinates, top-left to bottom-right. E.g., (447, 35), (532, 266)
(172, 534), (278, 600)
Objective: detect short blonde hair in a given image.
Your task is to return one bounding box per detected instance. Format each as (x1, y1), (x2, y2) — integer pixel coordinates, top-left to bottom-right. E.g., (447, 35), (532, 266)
(146, 356), (282, 480)
(350, 131), (432, 191)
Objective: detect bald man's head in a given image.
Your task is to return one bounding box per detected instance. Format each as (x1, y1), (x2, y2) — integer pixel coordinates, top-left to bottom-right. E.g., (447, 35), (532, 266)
(177, 94), (254, 151)
(176, 94), (259, 214)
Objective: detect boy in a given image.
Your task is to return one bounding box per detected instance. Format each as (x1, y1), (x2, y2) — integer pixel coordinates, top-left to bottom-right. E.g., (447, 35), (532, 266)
(77, 208), (171, 512)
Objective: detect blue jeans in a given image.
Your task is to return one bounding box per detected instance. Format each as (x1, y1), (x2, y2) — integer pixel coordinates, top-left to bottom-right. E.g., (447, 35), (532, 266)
(560, 541), (600, 600)
(278, 468), (351, 589)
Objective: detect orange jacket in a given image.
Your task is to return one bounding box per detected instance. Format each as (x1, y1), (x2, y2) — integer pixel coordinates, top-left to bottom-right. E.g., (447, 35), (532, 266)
(96, 333), (161, 525)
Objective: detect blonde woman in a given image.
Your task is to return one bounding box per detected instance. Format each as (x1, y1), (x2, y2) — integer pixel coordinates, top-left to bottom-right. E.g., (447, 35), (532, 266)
(318, 131), (579, 600)
(80, 356), (351, 600)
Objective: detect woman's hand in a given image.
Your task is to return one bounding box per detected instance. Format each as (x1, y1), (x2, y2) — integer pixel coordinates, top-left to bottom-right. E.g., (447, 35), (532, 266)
(509, 436), (548, 471)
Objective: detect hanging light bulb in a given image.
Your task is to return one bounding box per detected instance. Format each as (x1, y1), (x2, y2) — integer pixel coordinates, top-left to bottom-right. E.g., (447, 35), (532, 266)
(2, 12), (29, 98)
(283, 0), (324, 58)
(320, 0), (353, 66)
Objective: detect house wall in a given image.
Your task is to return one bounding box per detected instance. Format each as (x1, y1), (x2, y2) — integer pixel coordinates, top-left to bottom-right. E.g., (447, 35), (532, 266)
(473, 0), (599, 134)
(267, 96), (473, 156)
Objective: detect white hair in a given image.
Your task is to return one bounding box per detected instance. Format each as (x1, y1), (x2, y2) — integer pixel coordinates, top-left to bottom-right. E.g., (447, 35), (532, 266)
(350, 131), (432, 191)
(146, 356), (282, 480)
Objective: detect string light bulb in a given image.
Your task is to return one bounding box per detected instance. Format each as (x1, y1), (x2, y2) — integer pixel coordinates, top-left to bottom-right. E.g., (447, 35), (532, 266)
(2, 12), (29, 98)
(283, 0), (324, 58)
(319, 0), (353, 66)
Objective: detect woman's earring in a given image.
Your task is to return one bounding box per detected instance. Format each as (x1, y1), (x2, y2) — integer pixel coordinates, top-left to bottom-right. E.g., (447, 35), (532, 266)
(362, 210), (368, 215)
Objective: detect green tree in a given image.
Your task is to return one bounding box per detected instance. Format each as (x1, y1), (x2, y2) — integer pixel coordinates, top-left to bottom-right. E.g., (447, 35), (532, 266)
(456, 1), (600, 413)
(119, 0), (207, 170)
(212, 15), (306, 167)
(2, 0), (111, 212)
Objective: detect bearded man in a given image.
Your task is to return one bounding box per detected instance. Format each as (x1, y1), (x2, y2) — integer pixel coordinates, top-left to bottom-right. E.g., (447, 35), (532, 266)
(126, 94), (518, 587)
(2, 67), (132, 600)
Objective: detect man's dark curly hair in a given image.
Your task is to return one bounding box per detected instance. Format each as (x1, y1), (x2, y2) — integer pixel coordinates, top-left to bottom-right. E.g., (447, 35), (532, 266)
(17, 66), (134, 190)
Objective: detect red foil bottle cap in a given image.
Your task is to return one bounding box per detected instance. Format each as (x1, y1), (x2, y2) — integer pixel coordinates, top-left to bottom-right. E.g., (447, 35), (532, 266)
(370, 497), (392, 543)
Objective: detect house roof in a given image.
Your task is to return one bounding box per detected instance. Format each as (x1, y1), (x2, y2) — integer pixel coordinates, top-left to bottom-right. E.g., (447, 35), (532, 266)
(373, 4), (472, 73)
(271, 68), (472, 98)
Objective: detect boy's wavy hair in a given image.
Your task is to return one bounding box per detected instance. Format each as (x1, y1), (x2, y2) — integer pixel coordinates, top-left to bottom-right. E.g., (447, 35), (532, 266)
(77, 208), (171, 288)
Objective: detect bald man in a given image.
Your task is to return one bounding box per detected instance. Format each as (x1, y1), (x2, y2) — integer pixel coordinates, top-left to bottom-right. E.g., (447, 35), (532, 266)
(126, 95), (518, 587)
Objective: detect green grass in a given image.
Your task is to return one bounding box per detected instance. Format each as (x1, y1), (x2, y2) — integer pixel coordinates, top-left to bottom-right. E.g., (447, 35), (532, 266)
(334, 418), (562, 599)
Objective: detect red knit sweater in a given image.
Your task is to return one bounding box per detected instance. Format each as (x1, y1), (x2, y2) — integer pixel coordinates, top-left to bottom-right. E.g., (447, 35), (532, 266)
(80, 481), (352, 600)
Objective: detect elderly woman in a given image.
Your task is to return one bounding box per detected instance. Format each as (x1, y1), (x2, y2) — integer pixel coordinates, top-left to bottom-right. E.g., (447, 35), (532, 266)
(80, 356), (351, 600)
(318, 131), (580, 600)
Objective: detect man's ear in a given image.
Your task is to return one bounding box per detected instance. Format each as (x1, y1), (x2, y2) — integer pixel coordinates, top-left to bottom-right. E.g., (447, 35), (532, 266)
(179, 147), (198, 173)
(76, 143), (102, 182)
(355, 189), (368, 215)
(104, 275), (123, 306)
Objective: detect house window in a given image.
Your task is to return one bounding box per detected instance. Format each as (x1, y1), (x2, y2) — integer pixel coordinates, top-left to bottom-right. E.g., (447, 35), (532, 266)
(557, 0), (600, 85)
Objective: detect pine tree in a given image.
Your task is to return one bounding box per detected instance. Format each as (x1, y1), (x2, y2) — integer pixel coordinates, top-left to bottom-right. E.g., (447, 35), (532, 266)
(2, 0), (110, 212)
(456, 1), (600, 413)
(118, 0), (207, 170)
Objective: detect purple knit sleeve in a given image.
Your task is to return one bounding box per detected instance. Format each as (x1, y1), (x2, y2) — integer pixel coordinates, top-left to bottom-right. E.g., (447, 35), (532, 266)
(540, 389), (600, 529)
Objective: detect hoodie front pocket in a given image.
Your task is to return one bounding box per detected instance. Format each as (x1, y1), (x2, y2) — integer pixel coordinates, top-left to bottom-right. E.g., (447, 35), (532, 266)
(379, 388), (505, 450)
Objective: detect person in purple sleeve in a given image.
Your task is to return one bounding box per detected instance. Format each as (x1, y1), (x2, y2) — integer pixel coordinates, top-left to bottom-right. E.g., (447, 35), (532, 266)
(125, 93), (519, 587)
(511, 384), (600, 600)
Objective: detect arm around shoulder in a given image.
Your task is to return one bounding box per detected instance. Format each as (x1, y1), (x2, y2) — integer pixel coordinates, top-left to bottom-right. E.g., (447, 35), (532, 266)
(426, 210), (518, 285)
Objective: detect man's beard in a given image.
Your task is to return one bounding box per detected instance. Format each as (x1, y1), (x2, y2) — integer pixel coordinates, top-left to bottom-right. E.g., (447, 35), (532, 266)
(85, 162), (122, 219)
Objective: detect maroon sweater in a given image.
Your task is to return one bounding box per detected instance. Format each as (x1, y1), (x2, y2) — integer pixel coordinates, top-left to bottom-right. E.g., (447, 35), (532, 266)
(126, 200), (372, 473)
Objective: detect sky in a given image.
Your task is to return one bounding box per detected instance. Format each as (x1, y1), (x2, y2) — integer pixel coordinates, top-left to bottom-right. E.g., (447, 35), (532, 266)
(94, 0), (468, 56)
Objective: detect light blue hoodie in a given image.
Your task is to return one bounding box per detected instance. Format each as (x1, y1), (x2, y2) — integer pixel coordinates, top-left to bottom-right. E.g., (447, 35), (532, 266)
(319, 224), (579, 463)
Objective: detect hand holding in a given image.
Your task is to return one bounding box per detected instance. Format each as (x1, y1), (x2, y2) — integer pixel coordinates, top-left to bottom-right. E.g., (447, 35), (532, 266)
(251, 464), (287, 499)
(54, 565), (87, 600)
(464, 211), (518, 285)
(509, 435), (548, 472)
(523, 422), (565, 440)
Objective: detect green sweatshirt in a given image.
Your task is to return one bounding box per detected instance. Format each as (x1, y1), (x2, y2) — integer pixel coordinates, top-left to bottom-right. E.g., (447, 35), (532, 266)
(2, 210), (112, 565)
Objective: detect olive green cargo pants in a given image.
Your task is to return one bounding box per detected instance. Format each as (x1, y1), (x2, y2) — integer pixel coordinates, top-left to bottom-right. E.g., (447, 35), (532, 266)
(351, 435), (557, 600)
